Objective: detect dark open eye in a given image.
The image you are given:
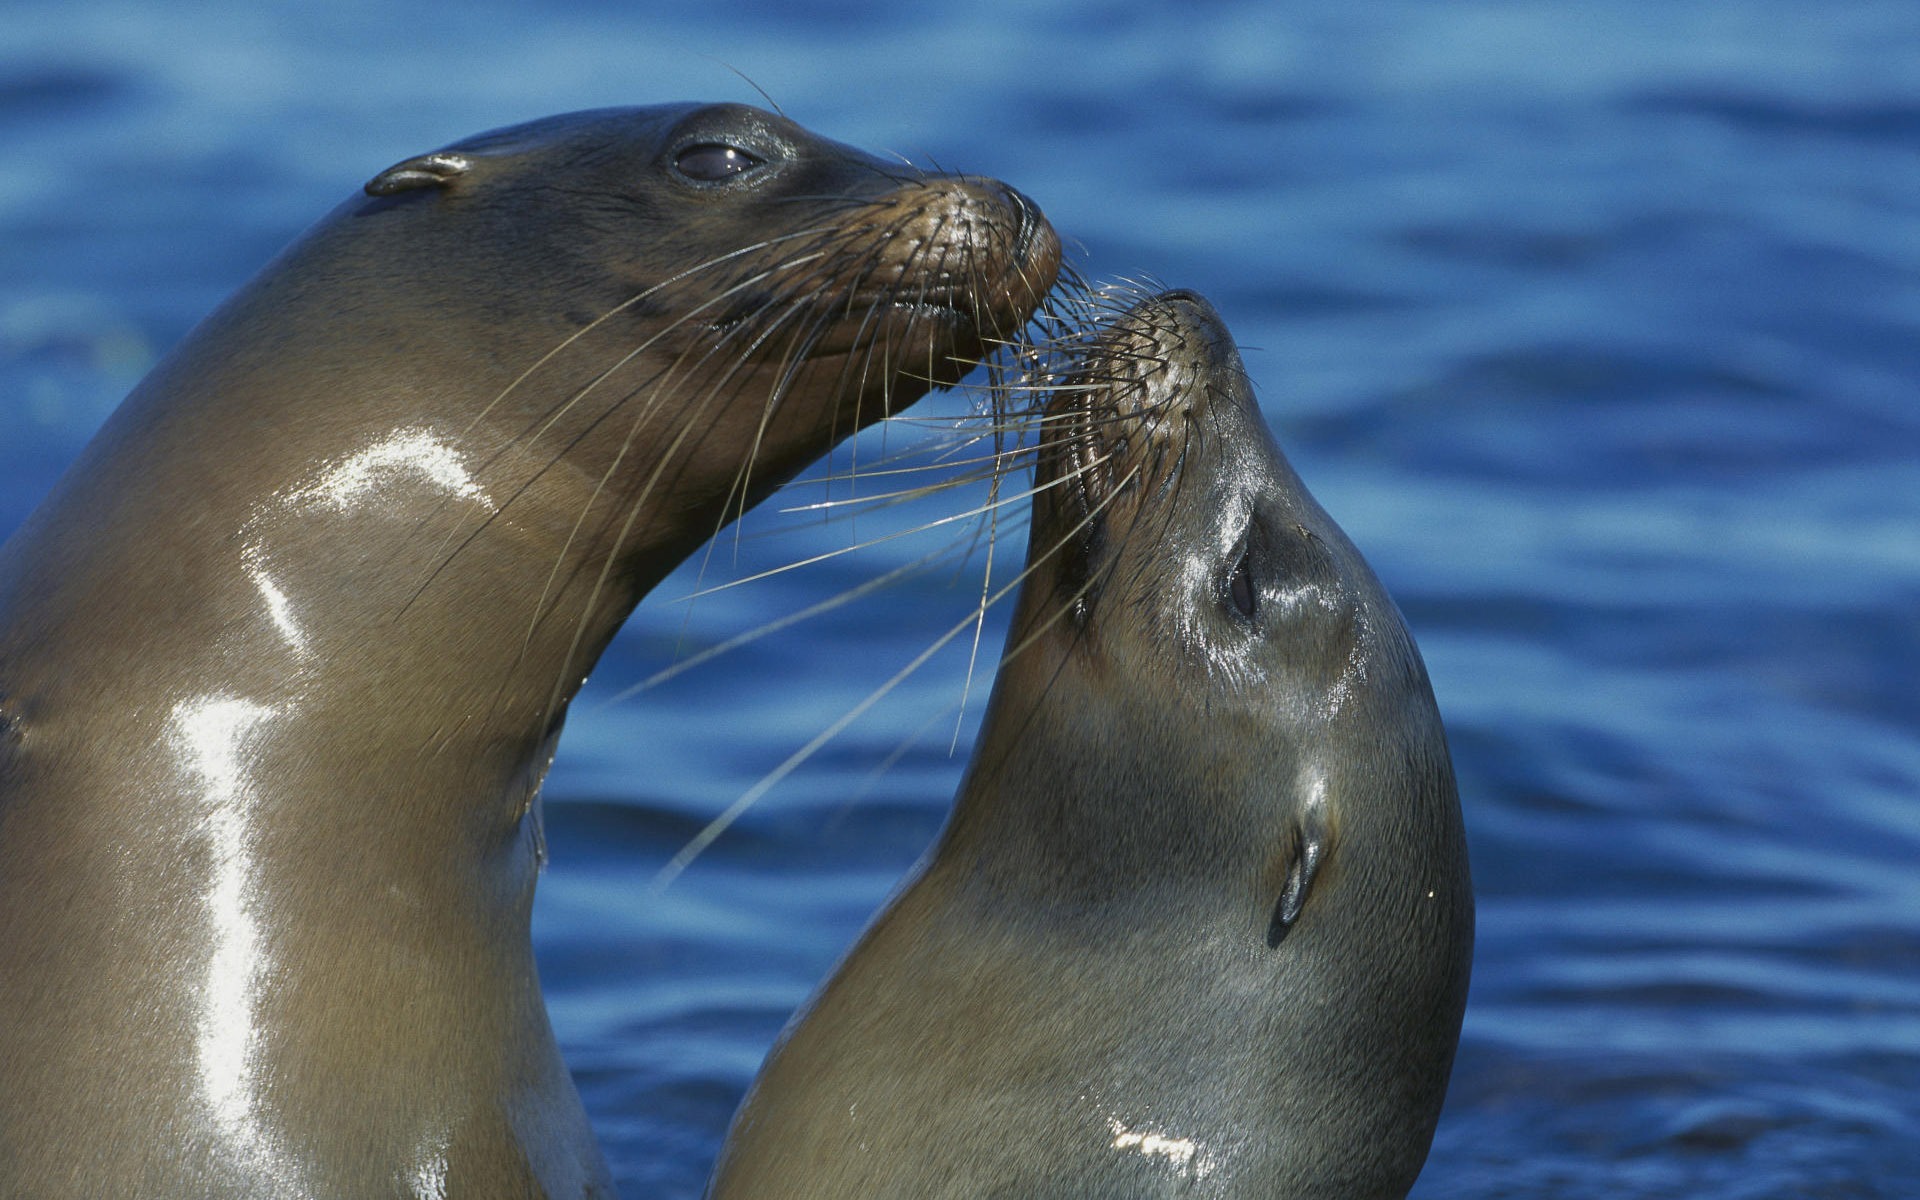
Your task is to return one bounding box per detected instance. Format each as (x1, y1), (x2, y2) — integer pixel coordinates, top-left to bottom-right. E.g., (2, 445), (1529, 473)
(1230, 545), (1257, 620)
(674, 143), (766, 182)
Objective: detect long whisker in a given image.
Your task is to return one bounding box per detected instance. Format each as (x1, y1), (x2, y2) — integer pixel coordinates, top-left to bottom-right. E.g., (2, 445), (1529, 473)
(648, 435), (1126, 891)
(402, 229), (869, 616)
(666, 464), (1085, 605)
(601, 538), (969, 704)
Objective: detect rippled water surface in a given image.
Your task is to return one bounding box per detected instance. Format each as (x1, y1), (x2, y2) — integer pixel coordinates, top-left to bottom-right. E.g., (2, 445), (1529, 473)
(5, 2), (1918, 1195)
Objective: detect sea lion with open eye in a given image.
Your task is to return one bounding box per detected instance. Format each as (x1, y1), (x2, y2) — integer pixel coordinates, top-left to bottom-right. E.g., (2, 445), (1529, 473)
(707, 289), (1471, 1199)
(0, 102), (1058, 1197)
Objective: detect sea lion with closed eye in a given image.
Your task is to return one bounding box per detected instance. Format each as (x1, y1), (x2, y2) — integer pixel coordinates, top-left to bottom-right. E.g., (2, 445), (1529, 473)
(0, 102), (1059, 1198)
(708, 289), (1470, 1200)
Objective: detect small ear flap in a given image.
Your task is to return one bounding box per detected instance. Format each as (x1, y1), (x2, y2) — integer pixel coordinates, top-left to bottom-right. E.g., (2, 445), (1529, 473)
(364, 152), (473, 197)
(1267, 809), (1329, 948)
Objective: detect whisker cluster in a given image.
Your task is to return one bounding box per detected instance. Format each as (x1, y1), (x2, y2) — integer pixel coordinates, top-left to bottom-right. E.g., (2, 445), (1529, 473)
(630, 263), (1220, 881)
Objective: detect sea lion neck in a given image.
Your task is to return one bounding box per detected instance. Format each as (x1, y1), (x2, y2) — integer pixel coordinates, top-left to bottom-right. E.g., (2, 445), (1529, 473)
(938, 638), (1275, 910)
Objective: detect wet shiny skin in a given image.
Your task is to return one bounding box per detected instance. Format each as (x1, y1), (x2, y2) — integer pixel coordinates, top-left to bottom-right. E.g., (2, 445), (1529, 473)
(6, 7), (1913, 1194)
(166, 431), (501, 1188)
(0, 101), (1056, 1197)
(706, 293), (1470, 1198)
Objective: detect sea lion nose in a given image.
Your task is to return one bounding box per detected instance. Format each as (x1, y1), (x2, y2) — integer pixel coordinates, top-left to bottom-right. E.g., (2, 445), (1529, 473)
(943, 177), (1056, 275)
(1000, 184), (1046, 261)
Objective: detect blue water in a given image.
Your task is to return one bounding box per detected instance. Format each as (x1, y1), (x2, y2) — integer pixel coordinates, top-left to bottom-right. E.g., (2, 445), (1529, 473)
(6, 2), (1919, 1195)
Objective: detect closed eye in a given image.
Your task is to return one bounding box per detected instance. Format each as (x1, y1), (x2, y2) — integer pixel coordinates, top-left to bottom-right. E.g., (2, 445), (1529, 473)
(674, 143), (766, 182)
(1229, 544), (1257, 620)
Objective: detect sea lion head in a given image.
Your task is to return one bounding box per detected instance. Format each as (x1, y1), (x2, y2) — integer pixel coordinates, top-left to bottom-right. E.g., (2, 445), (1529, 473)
(89, 104), (1064, 714)
(340, 103), (1062, 561)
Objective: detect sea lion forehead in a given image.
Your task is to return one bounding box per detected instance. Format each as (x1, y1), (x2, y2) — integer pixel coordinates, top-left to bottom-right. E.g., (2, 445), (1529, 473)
(362, 106), (689, 199)
(374, 103), (836, 188)
(440, 103), (700, 157)
(514, 106), (915, 218)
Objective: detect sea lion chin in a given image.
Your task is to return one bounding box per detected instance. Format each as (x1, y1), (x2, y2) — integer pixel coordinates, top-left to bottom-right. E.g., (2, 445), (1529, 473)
(707, 289), (1472, 1199)
(0, 103), (1058, 1198)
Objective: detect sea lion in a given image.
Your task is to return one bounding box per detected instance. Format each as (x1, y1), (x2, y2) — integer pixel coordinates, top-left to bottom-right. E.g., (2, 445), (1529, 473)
(707, 289), (1472, 1199)
(0, 103), (1058, 1197)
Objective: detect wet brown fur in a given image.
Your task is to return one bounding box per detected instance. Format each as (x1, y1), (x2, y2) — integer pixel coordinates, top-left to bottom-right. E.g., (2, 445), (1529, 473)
(709, 289), (1471, 1200)
(0, 103), (1060, 1198)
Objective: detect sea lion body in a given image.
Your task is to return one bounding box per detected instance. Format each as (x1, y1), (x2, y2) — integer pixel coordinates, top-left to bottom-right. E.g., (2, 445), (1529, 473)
(708, 291), (1471, 1198)
(0, 104), (1057, 1197)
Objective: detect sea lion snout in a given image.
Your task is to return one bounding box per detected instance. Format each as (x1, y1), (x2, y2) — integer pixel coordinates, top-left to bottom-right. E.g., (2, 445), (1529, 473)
(845, 174), (1062, 358)
(1032, 288), (1255, 588)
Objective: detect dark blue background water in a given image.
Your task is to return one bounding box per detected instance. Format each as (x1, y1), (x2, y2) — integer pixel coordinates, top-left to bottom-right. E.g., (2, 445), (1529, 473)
(5, 3), (1918, 1195)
